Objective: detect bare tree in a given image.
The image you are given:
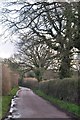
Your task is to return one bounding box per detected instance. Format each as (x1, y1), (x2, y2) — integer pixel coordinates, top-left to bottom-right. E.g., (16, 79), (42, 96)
(1, 1), (79, 78)
(14, 35), (59, 81)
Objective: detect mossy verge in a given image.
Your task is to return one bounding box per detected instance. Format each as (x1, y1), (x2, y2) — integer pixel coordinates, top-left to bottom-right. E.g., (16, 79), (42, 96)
(34, 89), (80, 118)
(2, 87), (19, 118)
(0, 96), (2, 119)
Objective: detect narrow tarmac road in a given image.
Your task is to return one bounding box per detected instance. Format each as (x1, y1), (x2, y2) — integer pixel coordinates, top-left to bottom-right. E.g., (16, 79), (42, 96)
(11, 87), (72, 119)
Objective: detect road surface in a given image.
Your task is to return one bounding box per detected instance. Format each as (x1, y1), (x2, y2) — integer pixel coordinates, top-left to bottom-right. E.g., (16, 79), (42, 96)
(10, 87), (72, 119)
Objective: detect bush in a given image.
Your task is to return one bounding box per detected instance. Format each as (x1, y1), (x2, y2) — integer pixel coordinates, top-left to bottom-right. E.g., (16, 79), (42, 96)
(39, 78), (79, 104)
(39, 80), (49, 94)
(27, 71), (35, 78)
(21, 77), (38, 89)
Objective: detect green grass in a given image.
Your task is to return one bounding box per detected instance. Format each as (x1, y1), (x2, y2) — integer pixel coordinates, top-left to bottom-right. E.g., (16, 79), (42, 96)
(34, 89), (80, 118)
(2, 96), (12, 117)
(8, 87), (19, 96)
(0, 96), (2, 119)
(2, 87), (19, 118)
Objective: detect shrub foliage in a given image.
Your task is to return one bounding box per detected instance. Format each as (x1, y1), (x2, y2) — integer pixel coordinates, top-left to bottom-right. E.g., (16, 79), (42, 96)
(39, 78), (78, 104)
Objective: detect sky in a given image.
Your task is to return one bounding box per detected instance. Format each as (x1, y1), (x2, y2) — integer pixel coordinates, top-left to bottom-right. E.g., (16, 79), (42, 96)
(0, 0), (79, 59)
(0, 0), (17, 59)
(0, 32), (16, 59)
(0, 41), (16, 58)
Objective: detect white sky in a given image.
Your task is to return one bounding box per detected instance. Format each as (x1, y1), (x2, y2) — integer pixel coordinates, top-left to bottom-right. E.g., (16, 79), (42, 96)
(0, 0), (17, 59)
(0, 0), (79, 59)
(0, 41), (16, 58)
(0, 29), (16, 59)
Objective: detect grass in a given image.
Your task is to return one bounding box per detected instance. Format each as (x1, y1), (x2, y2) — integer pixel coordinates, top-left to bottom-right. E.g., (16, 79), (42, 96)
(0, 96), (2, 119)
(2, 86), (19, 118)
(34, 89), (80, 118)
(2, 96), (12, 117)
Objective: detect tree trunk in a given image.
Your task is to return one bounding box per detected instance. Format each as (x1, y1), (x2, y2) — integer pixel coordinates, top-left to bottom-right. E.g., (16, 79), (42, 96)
(59, 50), (71, 79)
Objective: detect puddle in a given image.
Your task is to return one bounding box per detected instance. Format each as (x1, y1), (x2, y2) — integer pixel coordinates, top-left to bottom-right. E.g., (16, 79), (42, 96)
(10, 99), (16, 108)
(4, 117), (11, 120)
(12, 112), (21, 118)
(4, 95), (21, 120)
(4, 112), (21, 119)
(9, 107), (18, 113)
(14, 97), (20, 100)
(6, 107), (21, 119)
(19, 86), (31, 91)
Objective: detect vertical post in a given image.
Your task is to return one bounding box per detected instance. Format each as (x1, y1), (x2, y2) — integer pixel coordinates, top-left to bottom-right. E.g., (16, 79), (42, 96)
(0, 59), (2, 119)
(77, 52), (80, 105)
(78, 52), (80, 78)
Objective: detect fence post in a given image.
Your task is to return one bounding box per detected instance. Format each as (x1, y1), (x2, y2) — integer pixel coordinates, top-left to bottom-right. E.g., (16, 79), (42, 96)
(0, 59), (2, 119)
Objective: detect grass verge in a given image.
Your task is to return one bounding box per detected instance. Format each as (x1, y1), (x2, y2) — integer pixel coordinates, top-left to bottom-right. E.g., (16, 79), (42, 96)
(0, 96), (2, 119)
(34, 89), (80, 118)
(2, 87), (19, 118)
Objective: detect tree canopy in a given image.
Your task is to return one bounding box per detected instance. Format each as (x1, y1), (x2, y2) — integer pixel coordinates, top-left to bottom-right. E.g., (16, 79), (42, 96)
(1, 1), (80, 79)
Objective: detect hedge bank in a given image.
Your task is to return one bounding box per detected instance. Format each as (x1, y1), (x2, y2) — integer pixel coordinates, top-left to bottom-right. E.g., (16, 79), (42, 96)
(19, 77), (79, 104)
(20, 77), (38, 89)
(39, 78), (79, 104)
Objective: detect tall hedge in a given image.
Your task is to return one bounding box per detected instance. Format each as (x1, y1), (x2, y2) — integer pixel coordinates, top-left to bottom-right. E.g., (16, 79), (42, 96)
(39, 78), (79, 104)
(21, 77), (38, 89)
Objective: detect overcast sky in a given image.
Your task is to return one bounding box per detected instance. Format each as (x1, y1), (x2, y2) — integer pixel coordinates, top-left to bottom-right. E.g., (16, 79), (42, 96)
(0, 34), (17, 59)
(0, 0), (78, 59)
(0, 41), (17, 58)
(0, 0), (17, 59)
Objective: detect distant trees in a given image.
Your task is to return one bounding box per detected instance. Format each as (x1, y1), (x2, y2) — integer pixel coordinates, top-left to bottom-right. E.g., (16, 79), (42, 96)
(74, 2), (80, 50)
(14, 35), (58, 81)
(1, 1), (79, 79)
(7, 57), (25, 84)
